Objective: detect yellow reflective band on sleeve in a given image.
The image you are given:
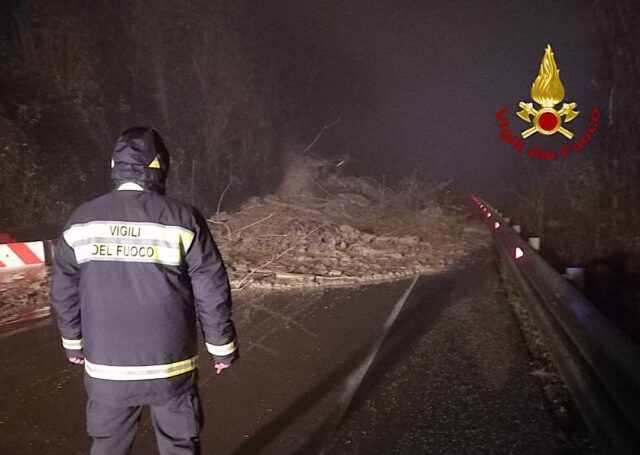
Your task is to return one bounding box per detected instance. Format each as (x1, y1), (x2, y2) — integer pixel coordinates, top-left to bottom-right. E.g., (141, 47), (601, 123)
(62, 337), (84, 350)
(63, 221), (195, 266)
(205, 341), (237, 357)
(84, 355), (199, 381)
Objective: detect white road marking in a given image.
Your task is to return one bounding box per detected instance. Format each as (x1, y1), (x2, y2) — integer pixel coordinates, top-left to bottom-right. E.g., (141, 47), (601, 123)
(320, 275), (420, 454)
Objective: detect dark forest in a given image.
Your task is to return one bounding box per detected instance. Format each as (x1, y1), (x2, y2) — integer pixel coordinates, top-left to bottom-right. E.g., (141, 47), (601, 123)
(1, 1), (639, 331)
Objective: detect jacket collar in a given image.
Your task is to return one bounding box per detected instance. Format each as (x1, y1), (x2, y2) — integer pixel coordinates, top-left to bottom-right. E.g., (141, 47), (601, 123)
(117, 182), (144, 191)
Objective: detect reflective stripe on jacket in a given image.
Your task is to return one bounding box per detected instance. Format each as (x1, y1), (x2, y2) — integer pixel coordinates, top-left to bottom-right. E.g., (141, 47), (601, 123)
(84, 356), (199, 381)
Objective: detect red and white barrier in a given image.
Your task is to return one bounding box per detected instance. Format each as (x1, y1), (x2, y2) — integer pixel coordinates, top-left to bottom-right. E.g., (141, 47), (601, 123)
(0, 241), (46, 268)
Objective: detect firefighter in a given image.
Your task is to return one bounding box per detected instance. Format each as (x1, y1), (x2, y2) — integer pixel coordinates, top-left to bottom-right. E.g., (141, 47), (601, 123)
(50, 127), (238, 455)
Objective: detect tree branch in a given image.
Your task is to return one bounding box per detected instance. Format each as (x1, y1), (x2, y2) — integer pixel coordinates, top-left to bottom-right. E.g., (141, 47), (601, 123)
(301, 118), (341, 155)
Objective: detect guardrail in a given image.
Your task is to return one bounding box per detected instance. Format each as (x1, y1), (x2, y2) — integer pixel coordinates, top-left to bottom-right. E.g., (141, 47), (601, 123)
(472, 196), (640, 455)
(0, 226), (60, 269)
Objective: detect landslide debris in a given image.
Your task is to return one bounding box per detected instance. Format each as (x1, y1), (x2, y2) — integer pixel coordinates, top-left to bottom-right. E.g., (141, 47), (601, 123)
(211, 172), (488, 289)
(0, 171), (489, 321)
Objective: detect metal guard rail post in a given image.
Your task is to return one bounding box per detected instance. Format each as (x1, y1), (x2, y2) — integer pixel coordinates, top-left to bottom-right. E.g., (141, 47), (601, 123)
(473, 196), (640, 454)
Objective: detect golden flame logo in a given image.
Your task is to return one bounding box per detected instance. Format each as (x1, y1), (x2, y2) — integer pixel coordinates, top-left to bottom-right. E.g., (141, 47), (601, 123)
(531, 45), (565, 108)
(517, 45), (579, 139)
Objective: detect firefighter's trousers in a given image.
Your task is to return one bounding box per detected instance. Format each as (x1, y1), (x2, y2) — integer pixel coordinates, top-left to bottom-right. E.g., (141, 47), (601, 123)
(87, 386), (202, 455)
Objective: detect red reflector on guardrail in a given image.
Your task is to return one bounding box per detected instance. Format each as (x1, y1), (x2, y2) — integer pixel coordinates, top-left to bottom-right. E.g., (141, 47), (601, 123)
(0, 233), (14, 244)
(494, 221), (500, 229)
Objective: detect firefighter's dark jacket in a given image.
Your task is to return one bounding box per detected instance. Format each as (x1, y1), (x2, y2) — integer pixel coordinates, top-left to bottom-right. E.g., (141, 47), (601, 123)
(50, 127), (237, 406)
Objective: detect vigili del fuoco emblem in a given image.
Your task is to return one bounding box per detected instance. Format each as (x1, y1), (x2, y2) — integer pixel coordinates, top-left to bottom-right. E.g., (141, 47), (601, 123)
(517, 45), (579, 139)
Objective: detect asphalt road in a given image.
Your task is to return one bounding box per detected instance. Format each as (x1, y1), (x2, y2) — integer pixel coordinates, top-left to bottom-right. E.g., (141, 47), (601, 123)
(0, 255), (558, 454)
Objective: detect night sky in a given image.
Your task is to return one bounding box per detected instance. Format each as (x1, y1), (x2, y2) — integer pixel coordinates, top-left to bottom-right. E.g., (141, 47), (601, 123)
(263, 0), (602, 198)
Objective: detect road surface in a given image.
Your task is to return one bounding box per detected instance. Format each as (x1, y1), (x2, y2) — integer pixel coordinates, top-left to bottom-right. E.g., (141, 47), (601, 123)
(0, 255), (558, 454)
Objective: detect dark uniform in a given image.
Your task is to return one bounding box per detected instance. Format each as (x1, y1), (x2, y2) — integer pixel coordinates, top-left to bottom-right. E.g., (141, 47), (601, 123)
(50, 127), (238, 455)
